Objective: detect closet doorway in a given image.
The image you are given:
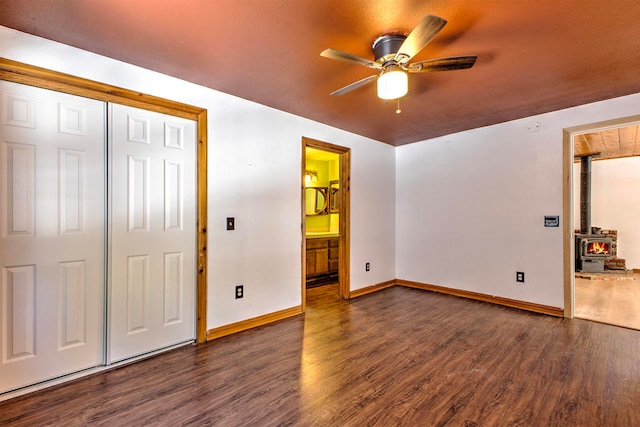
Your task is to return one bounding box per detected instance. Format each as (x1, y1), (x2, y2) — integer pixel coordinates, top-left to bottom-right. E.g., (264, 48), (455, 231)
(0, 60), (207, 396)
(302, 137), (350, 310)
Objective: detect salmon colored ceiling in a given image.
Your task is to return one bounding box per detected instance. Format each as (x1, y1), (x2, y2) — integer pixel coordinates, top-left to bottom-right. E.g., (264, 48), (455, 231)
(1, 0), (640, 146)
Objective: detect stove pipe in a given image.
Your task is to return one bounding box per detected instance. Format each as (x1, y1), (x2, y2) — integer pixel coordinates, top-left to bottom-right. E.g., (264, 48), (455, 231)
(580, 156), (592, 234)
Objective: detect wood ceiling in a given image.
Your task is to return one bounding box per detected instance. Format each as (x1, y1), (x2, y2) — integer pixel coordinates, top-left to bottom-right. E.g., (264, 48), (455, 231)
(1, 0), (640, 146)
(574, 125), (640, 162)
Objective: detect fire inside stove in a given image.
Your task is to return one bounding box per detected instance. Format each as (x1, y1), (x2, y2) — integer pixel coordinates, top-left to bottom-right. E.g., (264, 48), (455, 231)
(586, 241), (610, 255)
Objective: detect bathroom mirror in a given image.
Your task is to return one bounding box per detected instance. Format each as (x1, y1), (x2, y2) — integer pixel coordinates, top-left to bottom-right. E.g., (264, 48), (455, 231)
(305, 187), (328, 216)
(329, 180), (340, 213)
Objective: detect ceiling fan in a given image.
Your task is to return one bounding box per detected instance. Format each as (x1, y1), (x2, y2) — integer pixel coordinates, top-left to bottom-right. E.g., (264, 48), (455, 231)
(321, 14), (477, 101)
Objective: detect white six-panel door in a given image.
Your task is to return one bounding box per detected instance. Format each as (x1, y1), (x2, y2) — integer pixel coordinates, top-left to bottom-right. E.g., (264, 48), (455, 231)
(0, 81), (197, 394)
(108, 104), (196, 363)
(0, 81), (106, 393)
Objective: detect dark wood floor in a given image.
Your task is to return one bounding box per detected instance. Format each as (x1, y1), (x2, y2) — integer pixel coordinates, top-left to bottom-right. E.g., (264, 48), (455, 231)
(2, 284), (639, 426)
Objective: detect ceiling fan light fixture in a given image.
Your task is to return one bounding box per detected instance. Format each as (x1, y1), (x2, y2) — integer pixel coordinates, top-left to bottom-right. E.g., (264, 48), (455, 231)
(322, 14), (475, 105)
(377, 65), (408, 100)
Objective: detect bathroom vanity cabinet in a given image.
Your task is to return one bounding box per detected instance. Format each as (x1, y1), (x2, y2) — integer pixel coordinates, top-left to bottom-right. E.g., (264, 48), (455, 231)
(306, 236), (339, 283)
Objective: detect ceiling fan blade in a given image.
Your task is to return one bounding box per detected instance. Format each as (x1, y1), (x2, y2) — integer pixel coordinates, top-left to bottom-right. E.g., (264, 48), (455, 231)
(394, 15), (447, 64)
(321, 48), (381, 69)
(407, 55), (477, 72)
(330, 75), (378, 96)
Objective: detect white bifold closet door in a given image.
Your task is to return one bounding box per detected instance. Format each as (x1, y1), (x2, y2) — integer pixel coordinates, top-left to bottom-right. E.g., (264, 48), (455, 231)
(108, 104), (196, 363)
(0, 81), (197, 394)
(0, 80), (106, 393)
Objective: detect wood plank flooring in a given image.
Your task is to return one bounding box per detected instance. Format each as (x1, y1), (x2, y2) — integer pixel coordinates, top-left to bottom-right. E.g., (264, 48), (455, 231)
(1, 284), (639, 426)
(575, 273), (640, 330)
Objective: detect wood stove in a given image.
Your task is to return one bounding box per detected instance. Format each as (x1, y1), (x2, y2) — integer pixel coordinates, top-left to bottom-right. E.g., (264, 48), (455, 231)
(575, 155), (613, 272)
(575, 234), (613, 272)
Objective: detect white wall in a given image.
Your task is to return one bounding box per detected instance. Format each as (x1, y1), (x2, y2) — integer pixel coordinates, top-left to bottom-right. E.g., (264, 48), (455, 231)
(0, 27), (396, 330)
(573, 157), (640, 269)
(396, 93), (640, 309)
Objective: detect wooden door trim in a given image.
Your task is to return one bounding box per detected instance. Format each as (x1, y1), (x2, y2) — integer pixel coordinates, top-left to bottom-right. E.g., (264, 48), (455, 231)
(302, 137), (351, 308)
(0, 58), (208, 343)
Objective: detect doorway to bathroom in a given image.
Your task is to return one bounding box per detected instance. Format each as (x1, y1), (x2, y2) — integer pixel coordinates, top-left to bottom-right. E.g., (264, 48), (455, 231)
(302, 137), (350, 310)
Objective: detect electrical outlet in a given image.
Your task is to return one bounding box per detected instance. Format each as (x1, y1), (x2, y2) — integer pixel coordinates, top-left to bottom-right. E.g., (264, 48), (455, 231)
(365, 262), (370, 272)
(226, 217), (235, 230)
(235, 285), (243, 299)
(516, 272), (525, 283)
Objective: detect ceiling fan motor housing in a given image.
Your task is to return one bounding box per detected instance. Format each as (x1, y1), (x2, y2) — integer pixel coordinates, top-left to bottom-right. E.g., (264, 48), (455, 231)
(372, 34), (406, 63)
